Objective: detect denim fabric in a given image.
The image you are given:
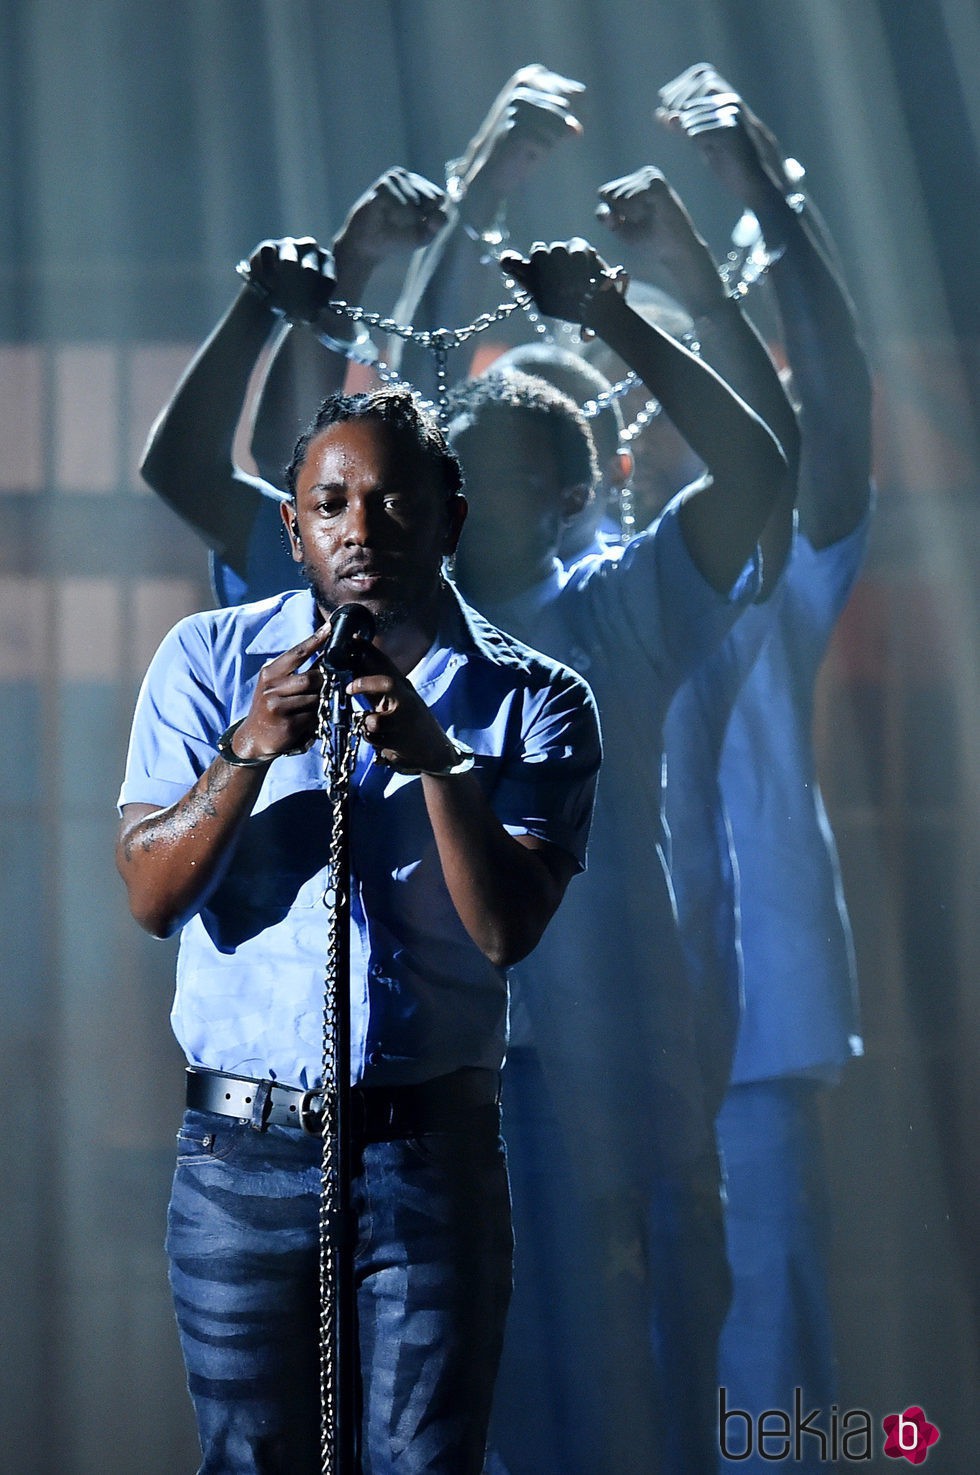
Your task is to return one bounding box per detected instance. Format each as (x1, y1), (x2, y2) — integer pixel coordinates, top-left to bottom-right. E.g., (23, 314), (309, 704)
(489, 1050), (607, 1475)
(716, 1080), (835, 1472)
(492, 1050), (731, 1475)
(166, 1106), (512, 1475)
(591, 1152), (732, 1475)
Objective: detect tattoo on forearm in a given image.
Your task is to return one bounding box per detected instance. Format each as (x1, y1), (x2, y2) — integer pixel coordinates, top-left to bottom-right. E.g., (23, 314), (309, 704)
(123, 760), (240, 861)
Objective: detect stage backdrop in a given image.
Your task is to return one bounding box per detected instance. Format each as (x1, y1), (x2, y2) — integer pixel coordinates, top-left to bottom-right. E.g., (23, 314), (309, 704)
(1, 1), (978, 1469)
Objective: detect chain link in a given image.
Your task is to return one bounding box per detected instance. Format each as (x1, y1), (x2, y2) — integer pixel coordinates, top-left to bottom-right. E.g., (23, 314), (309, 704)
(581, 370), (651, 422)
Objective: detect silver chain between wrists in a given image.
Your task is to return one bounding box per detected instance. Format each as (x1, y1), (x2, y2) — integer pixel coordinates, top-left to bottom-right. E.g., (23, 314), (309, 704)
(323, 294), (531, 423)
(236, 256), (533, 425)
(454, 199), (575, 350)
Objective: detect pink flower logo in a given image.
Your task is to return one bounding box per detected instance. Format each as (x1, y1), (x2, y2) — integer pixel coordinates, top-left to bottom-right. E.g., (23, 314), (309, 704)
(882, 1406), (940, 1463)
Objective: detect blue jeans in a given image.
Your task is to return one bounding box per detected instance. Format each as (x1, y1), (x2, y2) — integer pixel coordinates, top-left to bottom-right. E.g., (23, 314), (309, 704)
(492, 1050), (730, 1475)
(716, 1079), (836, 1472)
(166, 1106), (512, 1475)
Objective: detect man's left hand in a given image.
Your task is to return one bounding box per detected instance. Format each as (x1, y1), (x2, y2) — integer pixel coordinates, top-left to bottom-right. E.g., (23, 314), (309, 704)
(333, 167), (449, 269)
(596, 168), (727, 315)
(499, 238), (626, 326)
(348, 646), (460, 775)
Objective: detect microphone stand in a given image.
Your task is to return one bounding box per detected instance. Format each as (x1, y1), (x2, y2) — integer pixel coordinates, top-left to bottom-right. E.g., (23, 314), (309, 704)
(317, 657), (359, 1475)
(315, 602), (376, 1474)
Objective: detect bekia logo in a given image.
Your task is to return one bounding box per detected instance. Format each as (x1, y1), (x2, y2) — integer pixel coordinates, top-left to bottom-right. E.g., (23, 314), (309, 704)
(882, 1406), (940, 1464)
(719, 1390), (940, 1463)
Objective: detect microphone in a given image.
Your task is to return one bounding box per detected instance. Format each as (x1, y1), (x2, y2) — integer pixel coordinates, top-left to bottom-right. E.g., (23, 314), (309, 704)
(321, 603), (376, 673)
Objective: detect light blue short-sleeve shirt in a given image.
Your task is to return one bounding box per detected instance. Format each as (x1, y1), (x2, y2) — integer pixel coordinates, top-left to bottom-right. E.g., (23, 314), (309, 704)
(485, 499), (762, 1182)
(721, 518), (871, 1082)
(119, 585), (601, 1090)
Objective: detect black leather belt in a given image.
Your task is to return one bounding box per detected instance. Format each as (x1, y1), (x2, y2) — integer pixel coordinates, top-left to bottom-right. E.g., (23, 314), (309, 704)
(186, 1066), (501, 1139)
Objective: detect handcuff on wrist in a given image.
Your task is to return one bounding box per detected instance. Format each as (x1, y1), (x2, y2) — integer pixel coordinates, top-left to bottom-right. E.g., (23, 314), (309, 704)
(235, 258), (333, 325)
(446, 161), (511, 264)
(578, 265), (629, 341)
(312, 320), (378, 364)
(384, 740), (476, 779)
(217, 718), (310, 768)
(236, 258), (379, 363)
(217, 719), (275, 768)
(218, 711), (475, 778)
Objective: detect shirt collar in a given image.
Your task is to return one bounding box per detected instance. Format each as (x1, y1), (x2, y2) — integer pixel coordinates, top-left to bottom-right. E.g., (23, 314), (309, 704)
(239, 582), (535, 679)
(242, 589), (320, 660)
(443, 579), (539, 677)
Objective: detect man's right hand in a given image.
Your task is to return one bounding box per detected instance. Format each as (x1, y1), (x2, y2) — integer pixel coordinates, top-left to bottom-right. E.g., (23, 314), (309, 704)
(333, 168), (449, 271)
(596, 168), (728, 316)
(656, 63), (797, 212)
(456, 63), (585, 207)
(227, 624), (335, 763)
(244, 236), (337, 325)
(116, 622), (345, 938)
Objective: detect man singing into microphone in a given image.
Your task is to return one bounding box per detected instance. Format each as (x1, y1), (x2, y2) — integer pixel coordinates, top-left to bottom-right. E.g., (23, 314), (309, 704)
(115, 386), (600, 1475)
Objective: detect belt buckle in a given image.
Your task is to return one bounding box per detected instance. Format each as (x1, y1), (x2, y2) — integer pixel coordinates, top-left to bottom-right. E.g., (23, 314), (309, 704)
(299, 1089), (324, 1136)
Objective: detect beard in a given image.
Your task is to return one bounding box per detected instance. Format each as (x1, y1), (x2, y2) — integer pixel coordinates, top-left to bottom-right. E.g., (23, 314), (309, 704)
(302, 562), (417, 635)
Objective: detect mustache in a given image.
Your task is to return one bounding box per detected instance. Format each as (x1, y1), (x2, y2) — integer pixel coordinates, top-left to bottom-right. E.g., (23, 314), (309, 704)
(337, 554), (400, 577)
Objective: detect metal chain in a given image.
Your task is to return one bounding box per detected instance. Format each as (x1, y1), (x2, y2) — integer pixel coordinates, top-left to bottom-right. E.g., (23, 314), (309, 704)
(719, 231), (785, 298)
(323, 293), (532, 423)
(497, 267), (580, 351)
(316, 670), (364, 1475)
(461, 213), (579, 352)
(324, 292), (528, 352)
(293, 213), (776, 538)
(580, 370), (658, 427)
(325, 290), (530, 351)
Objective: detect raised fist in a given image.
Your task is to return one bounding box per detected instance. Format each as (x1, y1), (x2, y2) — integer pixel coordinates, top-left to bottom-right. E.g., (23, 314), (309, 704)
(499, 238), (624, 325)
(333, 168), (449, 267)
(657, 63), (801, 209)
(596, 169), (724, 314)
(244, 236), (336, 323)
(455, 63), (585, 203)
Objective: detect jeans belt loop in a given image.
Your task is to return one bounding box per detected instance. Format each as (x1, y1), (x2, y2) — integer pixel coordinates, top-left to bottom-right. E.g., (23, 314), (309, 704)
(249, 1079), (273, 1131)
